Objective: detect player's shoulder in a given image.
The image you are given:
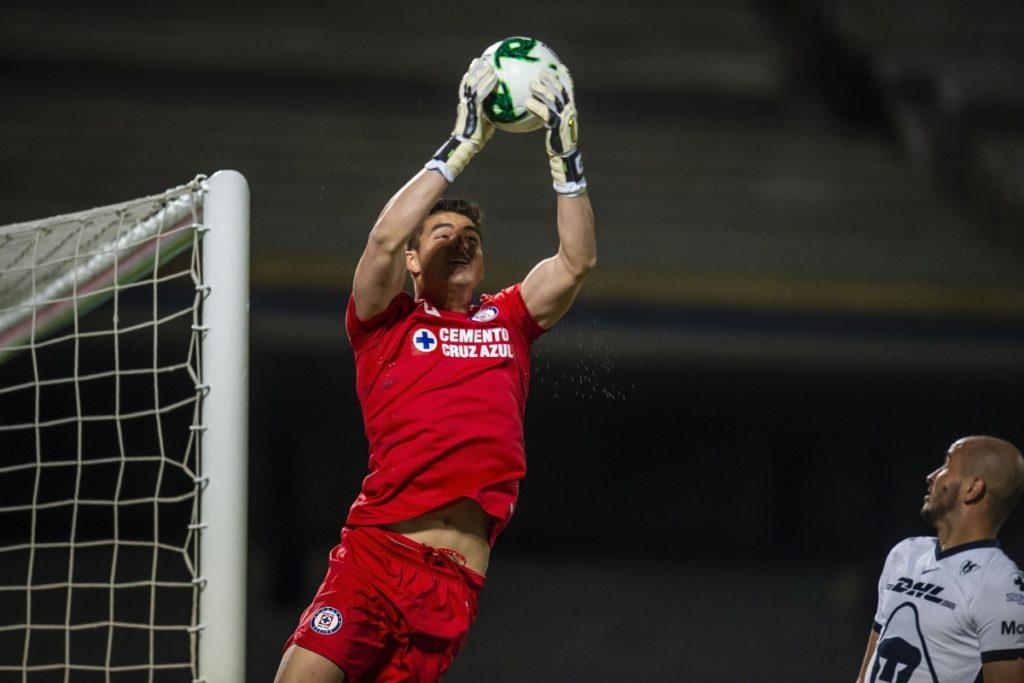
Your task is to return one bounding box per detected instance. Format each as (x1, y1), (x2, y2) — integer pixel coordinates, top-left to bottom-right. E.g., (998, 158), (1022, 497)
(477, 283), (530, 322)
(952, 546), (1024, 617)
(935, 540), (1021, 599)
(478, 282), (545, 339)
(346, 290), (417, 338)
(937, 540), (1017, 570)
(971, 545), (1022, 592)
(880, 536), (936, 572)
(393, 290), (417, 310)
(480, 283), (523, 305)
(376, 291), (418, 322)
(348, 289), (416, 319)
(889, 535), (937, 558)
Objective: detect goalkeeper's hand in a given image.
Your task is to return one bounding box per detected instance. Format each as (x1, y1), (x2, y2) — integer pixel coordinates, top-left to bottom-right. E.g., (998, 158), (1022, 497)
(526, 67), (587, 195)
(425, 58), (498, 183)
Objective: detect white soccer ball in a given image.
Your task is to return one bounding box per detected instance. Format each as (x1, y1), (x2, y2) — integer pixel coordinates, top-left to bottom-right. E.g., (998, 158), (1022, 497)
(481, 37), (569, 134)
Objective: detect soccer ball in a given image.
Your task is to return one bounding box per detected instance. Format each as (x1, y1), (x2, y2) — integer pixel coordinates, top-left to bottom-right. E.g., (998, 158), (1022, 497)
(481, 37), (568, 134)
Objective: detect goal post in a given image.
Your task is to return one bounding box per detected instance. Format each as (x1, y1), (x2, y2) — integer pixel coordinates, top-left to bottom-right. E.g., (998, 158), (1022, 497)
(197, 170), (250, 683)
(0, 171), (249, 682)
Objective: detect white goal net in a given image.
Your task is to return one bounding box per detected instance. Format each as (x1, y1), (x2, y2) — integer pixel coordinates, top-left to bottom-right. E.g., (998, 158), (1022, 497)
(0, 172), (249, 682)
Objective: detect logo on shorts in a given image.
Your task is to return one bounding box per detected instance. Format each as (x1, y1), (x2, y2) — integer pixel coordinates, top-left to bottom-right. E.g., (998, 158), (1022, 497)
(412, 328), (438, 353)
(471, 306), (498, 322)
(310, 607), (343, 635)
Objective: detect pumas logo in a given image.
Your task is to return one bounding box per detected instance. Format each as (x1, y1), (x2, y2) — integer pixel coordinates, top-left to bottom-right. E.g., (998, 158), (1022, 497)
(471, 306), (498, 322)
(871, 604), (931, 683)
(960, 559), (980, 576)
(412, 329), (438, 353)
(310, 607), (343, 635)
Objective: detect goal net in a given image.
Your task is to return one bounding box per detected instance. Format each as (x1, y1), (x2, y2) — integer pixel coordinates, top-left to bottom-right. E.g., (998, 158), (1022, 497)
(0, 172), (249, 682)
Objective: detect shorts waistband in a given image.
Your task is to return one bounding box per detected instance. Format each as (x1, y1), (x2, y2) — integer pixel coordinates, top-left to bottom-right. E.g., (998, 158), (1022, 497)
(346, 526), (486, 590)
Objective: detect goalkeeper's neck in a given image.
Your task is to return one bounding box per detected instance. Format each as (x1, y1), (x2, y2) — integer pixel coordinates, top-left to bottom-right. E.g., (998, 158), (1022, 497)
(413, 279), (476, 314)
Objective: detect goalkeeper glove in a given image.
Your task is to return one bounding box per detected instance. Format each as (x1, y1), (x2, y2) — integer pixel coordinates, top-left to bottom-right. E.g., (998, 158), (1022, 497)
(526, 67), (587, 195)
(425, 58), (497, 183)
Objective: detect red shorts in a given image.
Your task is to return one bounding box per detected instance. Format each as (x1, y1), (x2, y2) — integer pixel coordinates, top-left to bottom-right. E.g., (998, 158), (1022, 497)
(283, 526), (485, 682)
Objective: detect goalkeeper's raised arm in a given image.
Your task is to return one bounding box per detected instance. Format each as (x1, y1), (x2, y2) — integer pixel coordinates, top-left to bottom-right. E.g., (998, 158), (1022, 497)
(520, 65), (597, 330)
(351, 58), (497, 321)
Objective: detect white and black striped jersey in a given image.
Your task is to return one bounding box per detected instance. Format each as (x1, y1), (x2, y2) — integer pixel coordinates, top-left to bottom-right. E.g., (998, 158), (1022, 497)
(868, 536), (1024, 682)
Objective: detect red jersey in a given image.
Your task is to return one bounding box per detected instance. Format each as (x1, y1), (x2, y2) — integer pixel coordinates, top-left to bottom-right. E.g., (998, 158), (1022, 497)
(344, 283), (544, 543)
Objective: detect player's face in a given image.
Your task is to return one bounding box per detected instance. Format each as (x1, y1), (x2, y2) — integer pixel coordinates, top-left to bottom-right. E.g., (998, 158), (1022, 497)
(921, 447), (962, 525)
(407, 212), (484, 290)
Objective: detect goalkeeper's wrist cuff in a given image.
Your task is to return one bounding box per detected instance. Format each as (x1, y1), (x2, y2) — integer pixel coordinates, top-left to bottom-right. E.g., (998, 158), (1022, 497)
(425, 158), (456, 183)
(425, 136), (461, 183)
(551, 148), (587, 195)
(426, 136), (481, 183)
(554, 178), (588, 196)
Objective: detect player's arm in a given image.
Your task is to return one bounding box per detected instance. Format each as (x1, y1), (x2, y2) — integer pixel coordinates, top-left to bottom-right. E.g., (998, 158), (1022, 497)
(854, 629), (878, 683)
(520, 67), (596, 330)
(353, 171), (447, 319)
(352, 58), (497, 320)
(858, 543), (900, 682)
(982, 658), (1024, 682)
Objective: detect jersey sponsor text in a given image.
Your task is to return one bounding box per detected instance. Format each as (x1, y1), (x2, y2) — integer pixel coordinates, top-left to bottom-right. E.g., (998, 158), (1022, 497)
(1002, 621), (1024, 636)
(438, 326), (513, 358)
(885, 577), (956, 609)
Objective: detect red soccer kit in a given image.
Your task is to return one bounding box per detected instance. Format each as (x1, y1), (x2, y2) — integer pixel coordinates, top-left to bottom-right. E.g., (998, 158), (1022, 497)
(285, 525), (485, 681)
(345, 282), (544, 542)
(284, 283), (544, 681)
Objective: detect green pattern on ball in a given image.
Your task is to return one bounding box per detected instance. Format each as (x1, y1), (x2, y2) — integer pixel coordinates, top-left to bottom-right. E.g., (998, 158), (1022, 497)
(492, 37), (539, 68)
(484, 81), (527, 123)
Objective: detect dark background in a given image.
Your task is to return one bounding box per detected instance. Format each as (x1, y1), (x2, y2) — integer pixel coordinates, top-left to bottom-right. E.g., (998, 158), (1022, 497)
(2, 1), (1023, 680)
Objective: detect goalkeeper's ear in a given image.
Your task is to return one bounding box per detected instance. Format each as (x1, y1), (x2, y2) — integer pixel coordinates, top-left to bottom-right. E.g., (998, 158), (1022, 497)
(405, 248), (422, 278)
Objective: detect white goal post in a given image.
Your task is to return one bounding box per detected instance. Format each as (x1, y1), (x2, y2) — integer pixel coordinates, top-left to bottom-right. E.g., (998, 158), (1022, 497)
(0, 170), (249, 682)
(197, 171), (249, 683)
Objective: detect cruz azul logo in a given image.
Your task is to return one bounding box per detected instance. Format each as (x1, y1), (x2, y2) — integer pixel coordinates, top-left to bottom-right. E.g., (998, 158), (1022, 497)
(310, 607), (343, 635)
(411, 329), (438, 353)
(885, 577), (956, 610)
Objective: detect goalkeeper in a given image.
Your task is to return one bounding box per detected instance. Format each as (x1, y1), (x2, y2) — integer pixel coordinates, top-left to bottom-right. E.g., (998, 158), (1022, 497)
(276, 56), (595, 682)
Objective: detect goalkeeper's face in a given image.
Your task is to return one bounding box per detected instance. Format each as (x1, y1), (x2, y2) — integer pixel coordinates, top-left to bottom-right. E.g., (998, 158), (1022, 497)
(406, 212), (485, 292)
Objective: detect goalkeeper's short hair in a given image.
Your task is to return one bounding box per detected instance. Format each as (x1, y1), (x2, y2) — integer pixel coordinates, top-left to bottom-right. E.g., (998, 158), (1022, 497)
(407, 198), (484, 251)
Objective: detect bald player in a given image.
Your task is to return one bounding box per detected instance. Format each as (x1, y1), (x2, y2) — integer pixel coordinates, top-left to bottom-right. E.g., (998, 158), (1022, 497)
(856, 436), (1024, 683)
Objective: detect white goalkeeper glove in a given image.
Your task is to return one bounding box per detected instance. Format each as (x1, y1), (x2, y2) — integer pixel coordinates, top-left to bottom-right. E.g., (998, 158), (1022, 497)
(425, 58), (498, 183)
(526, 67), (586, 195)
